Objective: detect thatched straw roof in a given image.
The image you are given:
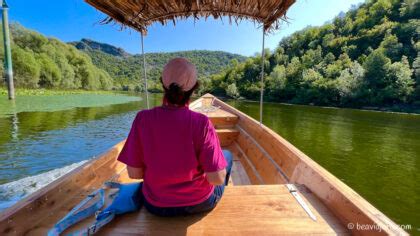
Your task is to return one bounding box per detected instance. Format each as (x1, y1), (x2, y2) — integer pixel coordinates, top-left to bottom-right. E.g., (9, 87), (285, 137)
(85, 0), (296, 33)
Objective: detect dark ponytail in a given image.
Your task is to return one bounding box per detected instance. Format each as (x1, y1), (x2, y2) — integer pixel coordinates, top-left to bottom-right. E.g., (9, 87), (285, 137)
(163, 81), (199, 106)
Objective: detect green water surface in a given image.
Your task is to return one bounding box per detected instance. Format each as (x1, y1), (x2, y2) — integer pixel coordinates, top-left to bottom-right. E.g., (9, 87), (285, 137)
(0, 93), (141, 118)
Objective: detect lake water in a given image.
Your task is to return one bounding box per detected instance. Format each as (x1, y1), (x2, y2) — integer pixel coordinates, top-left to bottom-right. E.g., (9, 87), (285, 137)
(0, 93), (418, 233)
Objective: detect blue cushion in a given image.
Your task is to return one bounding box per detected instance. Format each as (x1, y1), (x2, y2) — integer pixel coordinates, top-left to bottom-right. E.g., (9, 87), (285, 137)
(103, 182), (142, 215)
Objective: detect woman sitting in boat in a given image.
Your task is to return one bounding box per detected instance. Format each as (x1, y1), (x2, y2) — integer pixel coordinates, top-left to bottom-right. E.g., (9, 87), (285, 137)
(118, 57), (233, 216)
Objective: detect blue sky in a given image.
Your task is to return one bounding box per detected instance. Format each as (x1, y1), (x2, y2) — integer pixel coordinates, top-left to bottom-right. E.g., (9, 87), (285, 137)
(7, 0), (365, 56)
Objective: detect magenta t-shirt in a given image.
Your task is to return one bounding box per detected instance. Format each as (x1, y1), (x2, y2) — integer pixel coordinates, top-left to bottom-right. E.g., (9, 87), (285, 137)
(117, 106), (227, 207)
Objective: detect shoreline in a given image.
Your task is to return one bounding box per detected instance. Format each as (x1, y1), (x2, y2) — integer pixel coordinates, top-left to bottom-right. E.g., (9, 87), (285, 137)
(219, 96), (420, 115)
(0, 88), (122, 96)
(2, 88), (419, 115)
(0, 89), (142, 118)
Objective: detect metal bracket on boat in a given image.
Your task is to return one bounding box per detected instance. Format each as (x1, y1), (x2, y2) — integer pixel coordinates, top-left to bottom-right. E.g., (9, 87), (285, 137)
(286, 184), (317, 221)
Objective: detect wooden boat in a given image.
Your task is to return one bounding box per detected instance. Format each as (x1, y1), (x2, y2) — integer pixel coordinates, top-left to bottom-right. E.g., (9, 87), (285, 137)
(0, 94), (407, 235)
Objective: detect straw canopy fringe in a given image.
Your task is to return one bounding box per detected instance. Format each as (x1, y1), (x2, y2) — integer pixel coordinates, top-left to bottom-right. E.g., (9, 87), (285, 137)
(85, 0), (296, 33)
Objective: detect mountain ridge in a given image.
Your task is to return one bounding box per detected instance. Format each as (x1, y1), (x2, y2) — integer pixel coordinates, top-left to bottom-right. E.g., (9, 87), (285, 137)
(0, 22), (247, 92)
(71, 38), (248, 91)
(70, 38), (247, 58)
(70, 38), (131, 58)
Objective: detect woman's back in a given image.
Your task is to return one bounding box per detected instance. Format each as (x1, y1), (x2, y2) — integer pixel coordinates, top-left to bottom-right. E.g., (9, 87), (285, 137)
(118, 105), (226, 207)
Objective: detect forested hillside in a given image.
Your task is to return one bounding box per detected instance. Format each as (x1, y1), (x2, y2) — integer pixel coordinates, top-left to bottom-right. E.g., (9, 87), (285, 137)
(72, 39), (247, 92)
(0, 24), (114, 90)
(209, 0), (420, 108)
(0, 24), (246, 92)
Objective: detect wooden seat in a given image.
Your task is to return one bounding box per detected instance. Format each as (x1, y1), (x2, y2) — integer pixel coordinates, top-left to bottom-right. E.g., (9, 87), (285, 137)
(97, 185), (349, 235)
(216, 128), (239, 147)
(197, 108), (239, 129)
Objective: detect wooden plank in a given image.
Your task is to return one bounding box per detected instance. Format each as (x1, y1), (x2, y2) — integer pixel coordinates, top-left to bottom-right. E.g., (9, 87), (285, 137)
(226, 142), (263, 185)
(236, 133), (287, 184)
(34, 185), (350, 235)
(216, 128), (239, 147)
(209, 117), (238, 128)
(291, 162), (407, 236)
(93, 185), (349, 235)
(237, 126), (289, 183)
(60, 185), (349, 235)
(230, 160), (251, 185)
(227, 176), (234, 186)
(192, 106), (239, 128)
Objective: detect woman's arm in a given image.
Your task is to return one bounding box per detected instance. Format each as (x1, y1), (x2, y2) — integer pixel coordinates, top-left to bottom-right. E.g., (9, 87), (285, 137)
(127, 165), (144, 179)
(198, 117), (228, 185)
(205, 169), (227, 185)
(118, 113), (145, 179)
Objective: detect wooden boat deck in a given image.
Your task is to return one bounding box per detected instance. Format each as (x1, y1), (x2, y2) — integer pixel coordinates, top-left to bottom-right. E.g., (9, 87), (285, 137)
(97, 185), (348, 235)
(0, 94), (406, 235)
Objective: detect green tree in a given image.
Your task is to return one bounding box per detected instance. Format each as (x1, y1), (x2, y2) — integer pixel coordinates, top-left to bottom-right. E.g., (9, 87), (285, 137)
(399, 0), (420, 19)
(97, 69), (113, 90)
(37, 53), (62, 88)
(369, 0), (393, 26)
(337, 62), (365, 105)
(196, 77), (212, 95)
(384, 56), (414, 102)
(12, 46), (40, 88)
(266, 65), (287, 100)
(284, 57), (303, 98)
(380, 33), (403, 61)
(413, 54), (420, 100)
(301, 46), (322, 68)
(12, 24), (49, 52)
(363, 49), (391, 103)
(324, 53), (352, 78)
(226, 83), (240, 98)
(323, 53), (336, 65)
(296, 69), (335, 104)
(57, 56), (76, 89)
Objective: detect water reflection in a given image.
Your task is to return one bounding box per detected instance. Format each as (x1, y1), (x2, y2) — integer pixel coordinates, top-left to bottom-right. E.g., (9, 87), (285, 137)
(2, 99), (20, 141)
(0, 94), (162, 147)
(0, 93), (163, 184)
(10, 113), (19, 141)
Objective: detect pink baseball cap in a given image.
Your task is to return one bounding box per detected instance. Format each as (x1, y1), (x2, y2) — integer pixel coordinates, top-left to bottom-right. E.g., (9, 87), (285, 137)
(162, 58), (197, 91)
